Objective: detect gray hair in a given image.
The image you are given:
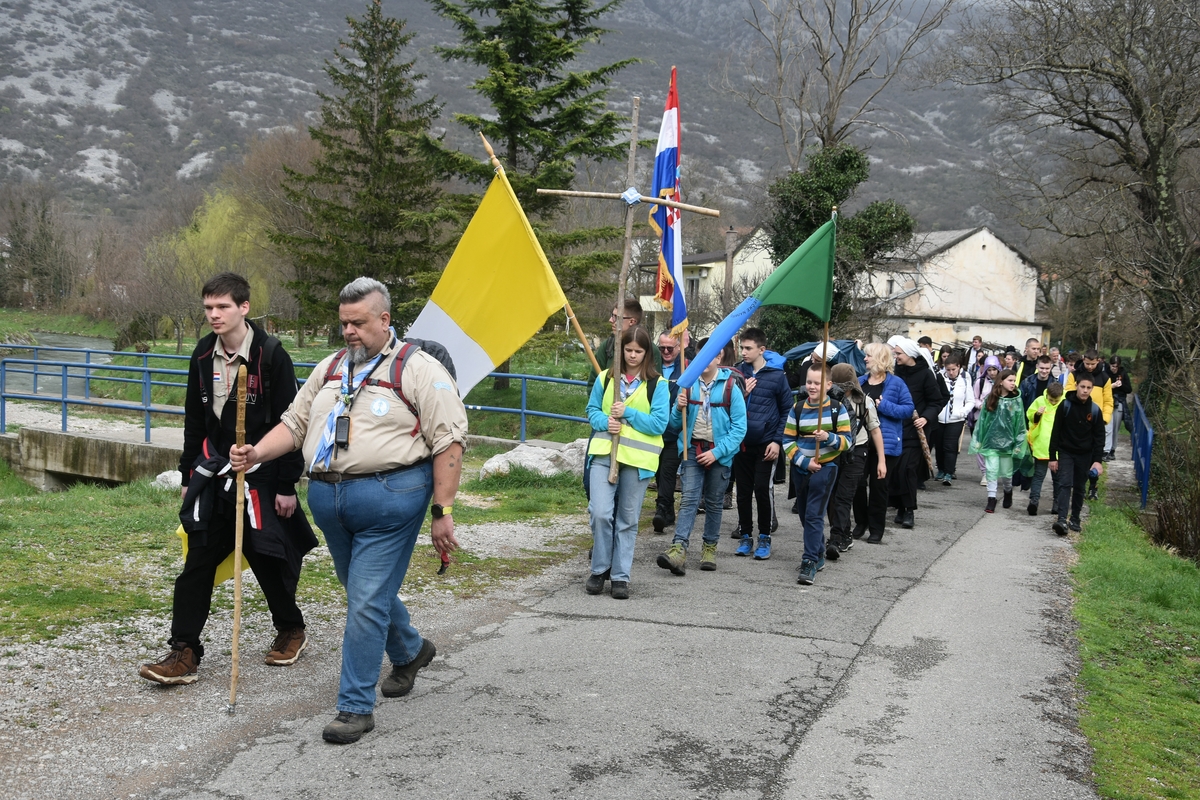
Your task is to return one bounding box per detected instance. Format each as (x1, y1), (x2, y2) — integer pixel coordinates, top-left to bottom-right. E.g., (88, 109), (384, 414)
(340, 277), (390, 315)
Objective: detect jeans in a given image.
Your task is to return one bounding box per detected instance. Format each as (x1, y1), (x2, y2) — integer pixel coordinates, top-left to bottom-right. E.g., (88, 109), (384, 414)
(588, 456), (650, 582)
(672, 445), (731, 548)
(794, 461), (839, 563)
(307, 462), (433, 715)
(828, 444), (867, 542)
(1055, 451), (1091, 523)
(734, 442), (777, 536)
(1029, 459), (1058, 507)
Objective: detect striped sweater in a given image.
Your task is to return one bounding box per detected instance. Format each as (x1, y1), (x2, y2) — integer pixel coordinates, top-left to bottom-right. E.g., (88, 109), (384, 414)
(783, 397), (853, 471)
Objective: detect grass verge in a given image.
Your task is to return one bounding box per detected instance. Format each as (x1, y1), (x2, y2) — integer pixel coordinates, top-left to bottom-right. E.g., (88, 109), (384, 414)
(0, 309), (117, 341)
(0, 451), (588, 643)
(1073, 499), (1200, 799)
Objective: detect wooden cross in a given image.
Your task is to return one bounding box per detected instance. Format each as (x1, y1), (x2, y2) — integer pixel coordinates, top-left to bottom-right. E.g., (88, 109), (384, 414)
(537, 96), (721, 482)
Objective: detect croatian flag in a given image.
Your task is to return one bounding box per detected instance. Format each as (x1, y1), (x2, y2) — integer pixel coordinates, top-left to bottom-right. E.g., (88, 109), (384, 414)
(650, 67), (686, 337)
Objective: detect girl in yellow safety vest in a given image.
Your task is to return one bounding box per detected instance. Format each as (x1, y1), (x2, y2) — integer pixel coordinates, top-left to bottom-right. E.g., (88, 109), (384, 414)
(584, 326), (670, 600)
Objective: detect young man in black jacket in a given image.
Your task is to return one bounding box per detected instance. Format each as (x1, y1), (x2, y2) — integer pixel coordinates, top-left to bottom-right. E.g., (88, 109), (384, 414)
(140, 273), (315, 685)
(1048, 376), (1106, 536)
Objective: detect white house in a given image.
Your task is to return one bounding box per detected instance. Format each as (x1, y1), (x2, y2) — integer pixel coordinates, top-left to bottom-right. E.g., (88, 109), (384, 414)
(868, 227), (1046, 348)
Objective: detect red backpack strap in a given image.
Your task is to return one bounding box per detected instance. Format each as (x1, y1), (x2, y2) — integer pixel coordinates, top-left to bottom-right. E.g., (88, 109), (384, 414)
(323, 349), (349, 384)
(367, 342), (422, 437)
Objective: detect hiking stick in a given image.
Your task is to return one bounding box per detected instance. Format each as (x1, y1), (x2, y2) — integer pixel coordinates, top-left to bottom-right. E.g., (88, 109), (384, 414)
(228, 364), (247, 715)
(913, 409), (936, 474)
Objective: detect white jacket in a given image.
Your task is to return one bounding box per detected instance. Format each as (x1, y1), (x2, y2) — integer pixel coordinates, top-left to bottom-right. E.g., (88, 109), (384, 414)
(939, 372), (974, 423)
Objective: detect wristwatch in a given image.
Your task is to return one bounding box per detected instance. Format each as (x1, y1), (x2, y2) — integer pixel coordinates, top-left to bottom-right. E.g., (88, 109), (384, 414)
(431, 503), (453, 519)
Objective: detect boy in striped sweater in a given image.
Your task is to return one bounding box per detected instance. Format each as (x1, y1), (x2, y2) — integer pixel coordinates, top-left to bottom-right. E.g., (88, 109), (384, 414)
(784, 362), (853, 585)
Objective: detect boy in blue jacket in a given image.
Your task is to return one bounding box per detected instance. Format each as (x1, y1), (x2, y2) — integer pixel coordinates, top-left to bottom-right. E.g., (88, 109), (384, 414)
(734, 327), (794, 560)
(657, 341), (748, 575)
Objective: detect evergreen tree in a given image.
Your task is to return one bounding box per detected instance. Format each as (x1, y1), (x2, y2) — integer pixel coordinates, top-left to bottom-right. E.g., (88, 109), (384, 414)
(425, 0), (635, 301)
(274, 1), (450, 332)
(760, 144), (915, 350)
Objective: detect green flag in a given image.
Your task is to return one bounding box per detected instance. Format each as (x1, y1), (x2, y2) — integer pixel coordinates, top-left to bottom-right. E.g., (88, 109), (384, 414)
(752, 217), (836, 321)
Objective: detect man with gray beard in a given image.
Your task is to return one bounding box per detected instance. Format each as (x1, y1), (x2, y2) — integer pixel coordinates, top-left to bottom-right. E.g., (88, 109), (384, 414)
(231, 277), (468, 744)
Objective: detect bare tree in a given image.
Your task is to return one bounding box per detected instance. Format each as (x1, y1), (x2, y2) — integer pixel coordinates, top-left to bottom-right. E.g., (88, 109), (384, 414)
(942, 0), (1200, 411)
(719, 0), (955, 171)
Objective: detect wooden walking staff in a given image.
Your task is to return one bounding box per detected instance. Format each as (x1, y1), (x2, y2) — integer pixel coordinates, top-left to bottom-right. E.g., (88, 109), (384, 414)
(477, 133), (603, 378)
(227, 364), (248, 715)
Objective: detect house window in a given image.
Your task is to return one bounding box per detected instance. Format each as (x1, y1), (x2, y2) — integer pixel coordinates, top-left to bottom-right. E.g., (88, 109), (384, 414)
(686, 277), (700, 309)
(886, 278), (895, 296)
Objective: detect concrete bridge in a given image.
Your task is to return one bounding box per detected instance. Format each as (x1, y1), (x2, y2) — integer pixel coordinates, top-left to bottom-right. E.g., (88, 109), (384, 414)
(0, 426), (183, 490)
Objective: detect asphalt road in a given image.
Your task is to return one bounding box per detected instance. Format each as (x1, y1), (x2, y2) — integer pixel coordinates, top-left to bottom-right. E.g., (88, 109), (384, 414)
(160, 474), (1098, 800)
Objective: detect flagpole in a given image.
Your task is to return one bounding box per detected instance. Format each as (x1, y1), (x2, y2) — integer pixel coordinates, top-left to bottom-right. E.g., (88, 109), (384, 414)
(608, 97), (641, 485)
(479, 134), (603, 380)
(815, 207), (837, 464)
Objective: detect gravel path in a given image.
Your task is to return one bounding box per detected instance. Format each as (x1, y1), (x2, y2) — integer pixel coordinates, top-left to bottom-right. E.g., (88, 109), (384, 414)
(0, 406), (590, 799)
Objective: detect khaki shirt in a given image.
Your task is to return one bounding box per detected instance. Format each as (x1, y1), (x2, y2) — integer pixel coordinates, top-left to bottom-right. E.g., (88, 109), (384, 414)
(210, 326), (253, 420)
(281, 338), (468, 475)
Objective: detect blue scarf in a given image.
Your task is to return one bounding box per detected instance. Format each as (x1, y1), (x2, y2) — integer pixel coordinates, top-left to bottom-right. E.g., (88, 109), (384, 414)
(310, 332), (395, 472)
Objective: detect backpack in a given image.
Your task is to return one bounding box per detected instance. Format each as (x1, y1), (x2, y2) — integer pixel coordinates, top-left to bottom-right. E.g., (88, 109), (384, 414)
(322, 338), (457, 438)
(1062, 398), (1100, 422)
(198, 332), (283, 424)
(600, 370), (660, 408)
(793, 393), (854, 441)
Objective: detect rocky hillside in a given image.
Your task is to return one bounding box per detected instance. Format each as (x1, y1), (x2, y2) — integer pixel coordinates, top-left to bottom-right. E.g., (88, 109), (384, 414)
(0, 0), (1005, 233)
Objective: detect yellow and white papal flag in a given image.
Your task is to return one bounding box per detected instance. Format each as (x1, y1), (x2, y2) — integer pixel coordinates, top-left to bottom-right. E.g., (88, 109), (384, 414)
(406, 169), (567, 397)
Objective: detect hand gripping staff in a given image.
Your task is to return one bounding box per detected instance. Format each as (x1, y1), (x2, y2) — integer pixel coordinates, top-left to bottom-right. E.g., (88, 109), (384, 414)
(228, 364), (247, 715)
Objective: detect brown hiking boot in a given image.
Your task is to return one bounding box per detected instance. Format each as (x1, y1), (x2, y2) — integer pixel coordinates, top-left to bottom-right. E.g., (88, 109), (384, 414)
(265, 628), (307, 666)
(139, 644), (199, 685)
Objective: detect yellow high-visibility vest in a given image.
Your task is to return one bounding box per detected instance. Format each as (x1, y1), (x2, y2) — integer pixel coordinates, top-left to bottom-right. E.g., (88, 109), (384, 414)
(587, 371), (664, 471)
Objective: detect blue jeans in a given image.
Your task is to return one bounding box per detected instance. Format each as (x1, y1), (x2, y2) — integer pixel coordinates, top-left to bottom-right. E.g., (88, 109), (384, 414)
(673, 445), (731, 548)
(794, 461), (839, 563)
(587, 456), (650, 582)
(306, 463), (433, 715)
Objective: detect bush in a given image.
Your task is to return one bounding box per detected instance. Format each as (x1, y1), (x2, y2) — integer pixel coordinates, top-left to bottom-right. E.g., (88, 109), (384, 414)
(1152, 430), (1200, 561)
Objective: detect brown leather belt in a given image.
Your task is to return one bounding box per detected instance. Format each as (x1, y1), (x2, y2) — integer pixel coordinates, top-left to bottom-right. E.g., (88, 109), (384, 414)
(308, 460), (428, 484)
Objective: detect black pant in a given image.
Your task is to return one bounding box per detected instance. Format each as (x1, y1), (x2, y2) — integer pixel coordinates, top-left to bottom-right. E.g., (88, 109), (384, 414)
(1055, 451), (1091, 523)
(171, 507), (304, 655)
(854, 449), (898, 538)
(931, 420), (965, 476)
(828, 444), (867, 541)
(889, 442), (922, 510)
(654, 435), (681, 523)
(734, 442), (776, 536)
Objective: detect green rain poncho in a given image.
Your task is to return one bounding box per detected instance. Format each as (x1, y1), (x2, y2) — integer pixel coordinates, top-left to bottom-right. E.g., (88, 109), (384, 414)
(968, 394), (1034, 475)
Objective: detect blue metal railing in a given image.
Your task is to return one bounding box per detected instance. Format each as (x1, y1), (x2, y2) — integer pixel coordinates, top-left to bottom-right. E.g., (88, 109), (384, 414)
(1130, 394), (1154, 509)
(0, 347), (591, 444)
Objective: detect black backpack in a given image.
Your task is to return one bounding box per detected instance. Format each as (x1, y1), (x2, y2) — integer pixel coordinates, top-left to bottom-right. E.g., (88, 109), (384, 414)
(322, 338), (458, 438)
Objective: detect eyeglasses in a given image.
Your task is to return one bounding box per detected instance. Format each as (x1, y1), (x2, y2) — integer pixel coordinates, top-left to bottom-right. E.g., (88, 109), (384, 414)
(610, 314), (635, 322)
(659, 345), (677, 353)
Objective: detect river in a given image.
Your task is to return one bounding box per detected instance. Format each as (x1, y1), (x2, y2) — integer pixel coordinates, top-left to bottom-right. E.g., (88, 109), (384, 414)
(2, 331), (115, 398)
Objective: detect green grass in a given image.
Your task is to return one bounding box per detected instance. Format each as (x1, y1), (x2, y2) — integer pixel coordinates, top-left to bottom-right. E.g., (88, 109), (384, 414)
(1073, 496), (1200, 799)
(0, 309), (117, 341)
(0, 449), (588, 642)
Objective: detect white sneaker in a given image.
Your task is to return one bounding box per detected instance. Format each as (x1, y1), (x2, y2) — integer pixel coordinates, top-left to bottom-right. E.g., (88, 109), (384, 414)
(980, 476), (987, 486)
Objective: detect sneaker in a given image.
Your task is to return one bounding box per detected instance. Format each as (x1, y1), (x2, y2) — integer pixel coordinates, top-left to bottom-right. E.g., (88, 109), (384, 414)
(839, 535), (854, 552)
(985, 497), (997, 513)
(139, 643), (199, 685)
(610, 580), (630, 600)
(322, 711), (375, 744)
(735, 535), (753, 557)
(942, 475), (952, 487)
(980, 476), (987, 486)
(700, 542), (718, 571)
(656, 542), (687, 576)
(723, 491), (733, 510)
(381, 638), (436, 697)
(584, 570), (609, 595)
(1052, 520), (1068, 536)
(1087, 487), (1099, 500)
(1002, 491), (1013, 509)
(652, 513), (667, 533)
(264, 628), (307, 666)
(797, 560), (817, 585)
(731, 526), (747, 540)
(899, 509), (914, 529)
(1027, 503), (1038, 517)
(770, 510), (778, 533)
(753, 534), (772, 560)
(825, 541), (840, 560)
(1069, 519), (1082, 532)
(816, 555), (826, 571)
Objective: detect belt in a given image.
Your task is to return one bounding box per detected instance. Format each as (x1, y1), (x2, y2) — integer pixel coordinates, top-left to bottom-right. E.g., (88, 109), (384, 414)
(308, 460), (429, 484)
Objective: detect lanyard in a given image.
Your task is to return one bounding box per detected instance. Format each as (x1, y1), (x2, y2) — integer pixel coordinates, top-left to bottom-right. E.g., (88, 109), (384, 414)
(340, 338), (394, 412)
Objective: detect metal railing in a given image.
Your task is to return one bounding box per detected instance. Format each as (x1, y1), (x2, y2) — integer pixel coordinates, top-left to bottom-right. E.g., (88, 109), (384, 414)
(0, 347), (591, 444)
(0, 358), (187, 441)
(1130, 394), (1154, 509)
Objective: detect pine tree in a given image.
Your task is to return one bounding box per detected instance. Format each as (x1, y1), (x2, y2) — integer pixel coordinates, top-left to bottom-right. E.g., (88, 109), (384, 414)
(273, 1), (450, 333)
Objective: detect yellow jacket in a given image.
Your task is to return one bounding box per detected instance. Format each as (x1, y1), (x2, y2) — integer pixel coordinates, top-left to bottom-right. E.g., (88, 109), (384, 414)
(1065, 369), (1113, 423)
